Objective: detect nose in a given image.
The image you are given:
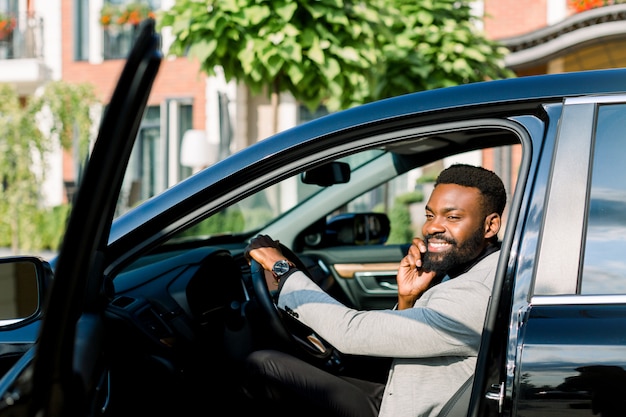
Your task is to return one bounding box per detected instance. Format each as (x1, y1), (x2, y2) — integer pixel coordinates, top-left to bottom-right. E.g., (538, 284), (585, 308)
(423, 216), (445, 237)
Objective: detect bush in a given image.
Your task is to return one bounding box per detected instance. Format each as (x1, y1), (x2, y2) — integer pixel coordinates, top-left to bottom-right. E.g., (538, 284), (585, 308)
(388, 202), (414, 244)
(0, 204), (70, 252)
(395, 190), (423, 205)
(35, 205), (71, 250)
(386, 191), (424, 244)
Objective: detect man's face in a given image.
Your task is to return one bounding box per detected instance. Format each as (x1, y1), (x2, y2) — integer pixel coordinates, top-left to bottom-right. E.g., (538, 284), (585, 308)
(421, 183), (489, 275)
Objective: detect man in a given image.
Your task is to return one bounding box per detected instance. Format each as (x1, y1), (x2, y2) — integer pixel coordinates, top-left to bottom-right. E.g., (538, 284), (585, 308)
(243, 163), (507, 417)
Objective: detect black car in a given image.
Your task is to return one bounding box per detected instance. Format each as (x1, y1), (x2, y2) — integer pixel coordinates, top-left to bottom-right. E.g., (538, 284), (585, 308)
(0, 20), (625, 417)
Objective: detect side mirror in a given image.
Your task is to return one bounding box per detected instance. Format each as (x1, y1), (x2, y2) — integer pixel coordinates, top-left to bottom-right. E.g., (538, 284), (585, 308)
(0, 257), (51, 326)
(326, 212), (391, 246)
(301, 162), (351, 186)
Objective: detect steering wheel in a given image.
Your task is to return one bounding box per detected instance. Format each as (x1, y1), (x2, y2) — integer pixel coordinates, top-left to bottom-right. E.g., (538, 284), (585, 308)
(249, 244), (336, 362)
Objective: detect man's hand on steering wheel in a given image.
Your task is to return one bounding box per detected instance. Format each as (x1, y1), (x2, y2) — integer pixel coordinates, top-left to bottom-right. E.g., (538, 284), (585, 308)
(245, 234), (283, 269)
(245, 234), (336, 362)
(245, 234), (296, 283)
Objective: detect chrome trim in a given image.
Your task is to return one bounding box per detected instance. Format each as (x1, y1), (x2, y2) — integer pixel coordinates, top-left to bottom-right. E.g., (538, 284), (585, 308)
(354, 270), (398, 294)
(317, 259), (330, 275)
(530, 294), (626, 306)
(534, 102), (594, 295)
(379, 281), (398, 291)
(566, 94), (626, 105)
(484, 383), (505, 414)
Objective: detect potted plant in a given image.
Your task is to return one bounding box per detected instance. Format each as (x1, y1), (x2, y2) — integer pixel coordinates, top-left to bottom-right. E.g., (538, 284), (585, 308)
(118, 2), (155, 26)
(0, 12), (16, 41)
(567, 0), (626, 12)
(100, 2), (155, 28)
(99, 3), (120, 27)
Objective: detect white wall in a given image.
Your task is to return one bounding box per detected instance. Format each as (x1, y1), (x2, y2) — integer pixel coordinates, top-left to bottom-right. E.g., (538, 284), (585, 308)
(547, 0), (568, 25)
(35, 0), (63, 207)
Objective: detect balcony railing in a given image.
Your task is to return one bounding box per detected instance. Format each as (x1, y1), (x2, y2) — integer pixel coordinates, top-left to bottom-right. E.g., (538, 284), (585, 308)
(103, 24), (142, 60)
(0, 13), (43, 60)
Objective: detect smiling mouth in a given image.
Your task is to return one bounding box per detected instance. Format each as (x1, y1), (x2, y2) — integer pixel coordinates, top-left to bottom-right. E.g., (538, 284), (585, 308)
(427, 241), (452, 252)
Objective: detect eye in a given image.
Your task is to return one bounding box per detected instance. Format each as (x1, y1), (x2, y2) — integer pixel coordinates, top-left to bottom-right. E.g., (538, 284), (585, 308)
(425, 213), (434, 220)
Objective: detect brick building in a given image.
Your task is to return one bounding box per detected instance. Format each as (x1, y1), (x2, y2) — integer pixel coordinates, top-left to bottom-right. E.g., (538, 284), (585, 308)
(1, 0), (626, 210)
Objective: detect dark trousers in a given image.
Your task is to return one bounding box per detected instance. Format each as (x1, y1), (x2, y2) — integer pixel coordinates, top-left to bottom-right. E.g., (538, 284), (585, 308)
(242, 350), (386, 417)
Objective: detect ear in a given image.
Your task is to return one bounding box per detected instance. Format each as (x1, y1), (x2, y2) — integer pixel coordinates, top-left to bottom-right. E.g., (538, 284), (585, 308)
(484, 213), (501, 239)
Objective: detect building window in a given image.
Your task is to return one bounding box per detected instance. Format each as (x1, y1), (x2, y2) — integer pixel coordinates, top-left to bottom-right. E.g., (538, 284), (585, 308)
(123, 106), (162, 210)
(116, 100), (193, 216)
(75, 1), (162, 62)
(103, 24), (141, 60)
(74, 0), (89, 61)
(100, 0), (160, 60)
(0, 0), (17, 58)
(177, 104), (193, 181)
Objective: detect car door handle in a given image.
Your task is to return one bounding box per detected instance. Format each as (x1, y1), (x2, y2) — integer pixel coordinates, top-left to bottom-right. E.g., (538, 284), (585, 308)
(353, 271), (398, 294)
(378, 281), (398, 291)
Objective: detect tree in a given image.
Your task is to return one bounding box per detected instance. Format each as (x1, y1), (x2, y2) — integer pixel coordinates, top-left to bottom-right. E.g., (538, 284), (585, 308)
(0, 84), (47, 252)
(39, 81), (97, 159)
(375, 0), (513, 99)
(160, 0), (512, 131)
(159, 0), (396, 133)
(0, 81), (98, 252)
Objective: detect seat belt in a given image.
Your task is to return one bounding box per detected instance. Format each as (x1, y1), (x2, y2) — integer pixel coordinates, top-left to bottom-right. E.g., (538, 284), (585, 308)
(437, 374), (473, 417)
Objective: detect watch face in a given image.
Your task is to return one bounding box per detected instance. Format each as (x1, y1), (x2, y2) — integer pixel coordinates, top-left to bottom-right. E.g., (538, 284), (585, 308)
(272, 260), (291, 276)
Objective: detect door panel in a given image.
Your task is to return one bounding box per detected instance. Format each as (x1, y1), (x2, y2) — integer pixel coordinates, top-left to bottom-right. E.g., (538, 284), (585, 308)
(516, 302), (626, 417)
(507, 97), (626, 417)
(305, 244), (409, 309)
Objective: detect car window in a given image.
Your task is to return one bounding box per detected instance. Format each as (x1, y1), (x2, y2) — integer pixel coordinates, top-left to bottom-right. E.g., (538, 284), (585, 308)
(172, 150), (386, 241)
(581, 103), (626, 294)
(341, 150), (486, 244)
(169, 145), (496, 247)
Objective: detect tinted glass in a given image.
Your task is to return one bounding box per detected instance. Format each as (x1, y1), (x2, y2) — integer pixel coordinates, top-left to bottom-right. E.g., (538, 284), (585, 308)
(582, 103), (626, 294)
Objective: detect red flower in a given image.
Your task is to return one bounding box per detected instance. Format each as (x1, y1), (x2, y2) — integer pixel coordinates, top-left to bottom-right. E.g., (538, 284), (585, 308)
(0, 14), (16, 40)
(100, 3), (156, 28)
(568, 0), (610, 12)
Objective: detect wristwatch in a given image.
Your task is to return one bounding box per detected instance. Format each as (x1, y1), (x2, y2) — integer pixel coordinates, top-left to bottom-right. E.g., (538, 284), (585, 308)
(272, 259), (293, 278)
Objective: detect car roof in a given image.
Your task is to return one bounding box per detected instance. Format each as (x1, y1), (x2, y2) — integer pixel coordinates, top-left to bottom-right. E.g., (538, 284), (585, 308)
(294, 68), (626, 137)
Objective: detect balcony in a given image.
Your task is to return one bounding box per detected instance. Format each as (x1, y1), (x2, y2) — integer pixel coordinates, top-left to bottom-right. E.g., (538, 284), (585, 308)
(0, 13), (50, 95)
(0, 13), (44, 60)
(100, 2), (157, 60)
(103, 24), (142, 60)
(503, 3), (626, 72)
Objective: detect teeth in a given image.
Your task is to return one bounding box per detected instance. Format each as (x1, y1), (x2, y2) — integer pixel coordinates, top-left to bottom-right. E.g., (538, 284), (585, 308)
(430, 242), (449, 247)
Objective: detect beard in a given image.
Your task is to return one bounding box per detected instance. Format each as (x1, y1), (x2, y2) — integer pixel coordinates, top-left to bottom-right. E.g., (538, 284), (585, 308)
(421, 225), (486, 276)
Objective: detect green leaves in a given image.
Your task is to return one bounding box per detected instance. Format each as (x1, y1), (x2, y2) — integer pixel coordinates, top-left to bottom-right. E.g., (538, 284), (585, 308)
(40, 81), (97, 155)
(160, 0), (514, 113)
(161, 0), (385, 112)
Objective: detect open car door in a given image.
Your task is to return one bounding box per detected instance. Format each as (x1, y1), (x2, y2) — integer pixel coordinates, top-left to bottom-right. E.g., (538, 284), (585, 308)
(0, 20), (162, 417)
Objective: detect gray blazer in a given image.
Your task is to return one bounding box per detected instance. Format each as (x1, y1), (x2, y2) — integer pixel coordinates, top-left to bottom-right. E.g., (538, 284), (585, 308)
(277, 250), (499, 417)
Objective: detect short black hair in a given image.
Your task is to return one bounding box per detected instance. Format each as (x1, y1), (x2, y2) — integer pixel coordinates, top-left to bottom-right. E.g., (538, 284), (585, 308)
(434, 164), (506, 216)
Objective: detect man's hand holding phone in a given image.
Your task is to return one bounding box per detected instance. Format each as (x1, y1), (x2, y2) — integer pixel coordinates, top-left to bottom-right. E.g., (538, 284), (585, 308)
(396, 237), (437, 310)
